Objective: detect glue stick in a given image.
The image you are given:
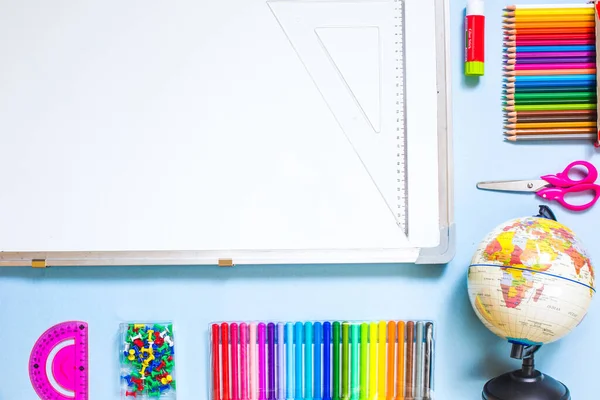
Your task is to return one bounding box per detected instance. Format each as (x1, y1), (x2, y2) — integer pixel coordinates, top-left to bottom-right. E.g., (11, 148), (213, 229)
(465, 0), (485, 76)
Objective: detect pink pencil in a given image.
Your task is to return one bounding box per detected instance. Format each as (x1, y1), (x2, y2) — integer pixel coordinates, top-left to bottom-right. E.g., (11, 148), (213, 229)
(231, 323), (239, 400)
(505, 39), (595, 46)
(506, 62), (596, 70)
(240, 323), (248, 400)
(505, 51), (595, 58)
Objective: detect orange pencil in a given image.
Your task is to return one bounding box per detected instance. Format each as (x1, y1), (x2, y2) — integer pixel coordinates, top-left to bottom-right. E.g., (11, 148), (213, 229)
(387, 322), (396, 400)
(504, 15), (594, 23)
(396, 321), (405, 400)
(503, 22), (594, 29)
(504, 69), (596, 76)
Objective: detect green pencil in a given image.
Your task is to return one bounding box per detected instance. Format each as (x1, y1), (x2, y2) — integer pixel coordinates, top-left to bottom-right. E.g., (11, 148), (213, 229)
(342, 322), (350, 400)
(333, 322), (341, 400)
(350, 324), (359, 400)
(505, 103), (596, 112)
(359, 323), (368, 400)
(509, 91), (596, 100)
(504, 98), (597, 105)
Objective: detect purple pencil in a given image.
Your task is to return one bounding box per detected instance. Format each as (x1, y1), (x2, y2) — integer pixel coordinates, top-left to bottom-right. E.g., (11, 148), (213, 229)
(507, 62), (596, 70)
(267, 323), (275, 400)
(506, 51), (595, 59)
(506, 57), (595, 65)
(258, 323), (266, 400)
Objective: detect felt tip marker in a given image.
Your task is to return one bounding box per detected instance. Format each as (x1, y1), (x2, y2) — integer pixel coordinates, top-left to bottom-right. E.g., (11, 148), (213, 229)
(465, 0), (485, 76)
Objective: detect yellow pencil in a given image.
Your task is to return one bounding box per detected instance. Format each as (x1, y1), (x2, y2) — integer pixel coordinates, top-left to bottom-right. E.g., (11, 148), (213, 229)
(504, 69), (596, 76)
(504, 15), (594, 23)
(369, 323), (378, 400)
(504, 8), (594, 17)
(378, 321), (387, 399)
(503, 22), (595, 29)
(504, 121), (596, 129)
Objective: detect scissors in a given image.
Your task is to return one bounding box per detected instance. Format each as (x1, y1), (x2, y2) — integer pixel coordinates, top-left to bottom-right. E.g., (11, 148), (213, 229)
(476, 160), (600, 212)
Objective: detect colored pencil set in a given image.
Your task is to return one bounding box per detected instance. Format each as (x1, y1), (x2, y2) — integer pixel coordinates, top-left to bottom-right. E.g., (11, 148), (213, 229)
(503, 4), (599, 142)
(210, 320), (435, 400)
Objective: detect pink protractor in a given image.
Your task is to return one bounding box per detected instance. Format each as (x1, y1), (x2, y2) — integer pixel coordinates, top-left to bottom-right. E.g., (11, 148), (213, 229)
(537, 184), (600, 212)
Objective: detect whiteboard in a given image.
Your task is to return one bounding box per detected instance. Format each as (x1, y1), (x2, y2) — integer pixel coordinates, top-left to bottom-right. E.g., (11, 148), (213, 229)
(0, 0), (453, 266)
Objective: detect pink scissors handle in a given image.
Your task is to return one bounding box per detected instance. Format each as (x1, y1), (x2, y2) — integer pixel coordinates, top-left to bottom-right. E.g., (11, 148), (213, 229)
(537, 183), (600, 211)
(541, 160), (598, 187)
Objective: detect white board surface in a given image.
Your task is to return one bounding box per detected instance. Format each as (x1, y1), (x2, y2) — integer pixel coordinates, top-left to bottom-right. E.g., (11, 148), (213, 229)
(0, 0), (452, 265)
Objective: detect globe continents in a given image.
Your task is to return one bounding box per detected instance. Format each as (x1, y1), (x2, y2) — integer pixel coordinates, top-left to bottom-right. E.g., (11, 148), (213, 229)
(468, 216), (595, 346)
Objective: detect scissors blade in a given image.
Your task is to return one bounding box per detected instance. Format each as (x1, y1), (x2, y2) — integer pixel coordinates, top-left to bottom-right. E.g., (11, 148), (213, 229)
(476, 179), (549, 192)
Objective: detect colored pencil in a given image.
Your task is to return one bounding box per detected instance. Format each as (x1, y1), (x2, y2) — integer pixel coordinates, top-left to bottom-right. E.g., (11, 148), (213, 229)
(505, 69), (596, 76)
(424, 323), (433, 399)
(212, 324), (221, 400)
(277, 323), (285, 400)
(505, 45), (595, 53)
(505, 103), (596, 112)
(505, 51), (595, 58)
(378, 321), (386, 399)
(232, 323), (240, 400)
(315, 322), (322, 400)
(504, 15), (594, 23)
(324, 322), (332, 400)
(350, 324), (359, 400)
(505, 28), (595, 35)
(359, 324), (368, 400)
(223, 323), (231, 400)
(505, 74), (595, 82)
(505, 99), (596, 106)
(506, 115), (596, 123)
(504, 128), (596, 135)
(286, 323), (294, 400)
(506, 109), (596, 117)
(505, 34), (594, 40)
(505, 39), (594, 46)
(505, 81), (596, 89)
(504, 121), (595, 129)
(505, 63), (596, 70)
(505, 8), (593, 15)
(505, 4), (594, 10)
(507, 57), (596, 65)
(396, 322), (405, 400)
(258, 323), (266, 400)
(506, 134), (596, 141)
(415, 322), (424, 399)
(503, 22), (595, 29)
(504, 86), (597, 94)
(295, 322), (303, 400)
(268, 323), (275, 400)
(305, 322), (313, 400)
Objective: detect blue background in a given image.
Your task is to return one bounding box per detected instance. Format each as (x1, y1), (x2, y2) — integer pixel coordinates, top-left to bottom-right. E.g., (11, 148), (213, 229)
(1, 0), (599, 398)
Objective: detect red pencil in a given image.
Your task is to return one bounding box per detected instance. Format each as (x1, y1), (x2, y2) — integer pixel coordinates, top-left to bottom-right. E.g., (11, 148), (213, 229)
(212, 324), (221, 400)
(222, 323), (230, 400)
(505, 39), (594, 46)
(505, 33), (594, 40)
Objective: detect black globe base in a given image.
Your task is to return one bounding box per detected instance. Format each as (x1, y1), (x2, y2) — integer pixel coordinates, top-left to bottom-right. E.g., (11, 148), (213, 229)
(482, 346), (569, 400)
(482, 368), (570, 400)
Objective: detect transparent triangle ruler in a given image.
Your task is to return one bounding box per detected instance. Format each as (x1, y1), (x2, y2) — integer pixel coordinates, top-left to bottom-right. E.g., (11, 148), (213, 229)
(268, 0), (408, 235)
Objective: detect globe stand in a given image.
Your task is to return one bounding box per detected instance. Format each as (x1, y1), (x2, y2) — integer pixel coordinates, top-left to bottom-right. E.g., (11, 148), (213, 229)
(482, 344), (570, 400)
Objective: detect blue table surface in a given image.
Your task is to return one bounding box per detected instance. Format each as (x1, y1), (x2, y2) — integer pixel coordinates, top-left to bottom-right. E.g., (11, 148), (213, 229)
(1, 0), (599, 398)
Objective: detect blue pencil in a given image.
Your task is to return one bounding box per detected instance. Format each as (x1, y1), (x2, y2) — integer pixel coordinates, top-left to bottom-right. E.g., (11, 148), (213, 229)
(286, 323), (294, 400)
(314, 323), (323, 400)
(507, 74), (596, 82)
(323, 322), (332, 400)
(305, 322), (313, 400)
(507, 80), (596, 89)
(295, 322), (303, 400)
(508, 45), (595, 53)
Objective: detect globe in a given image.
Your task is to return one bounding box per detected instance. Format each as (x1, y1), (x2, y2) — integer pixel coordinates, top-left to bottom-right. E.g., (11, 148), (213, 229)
(468, 216), (595, 347)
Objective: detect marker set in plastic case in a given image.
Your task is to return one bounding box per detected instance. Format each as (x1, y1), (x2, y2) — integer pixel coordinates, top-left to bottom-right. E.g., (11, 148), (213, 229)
(210, 320), (435, 400)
